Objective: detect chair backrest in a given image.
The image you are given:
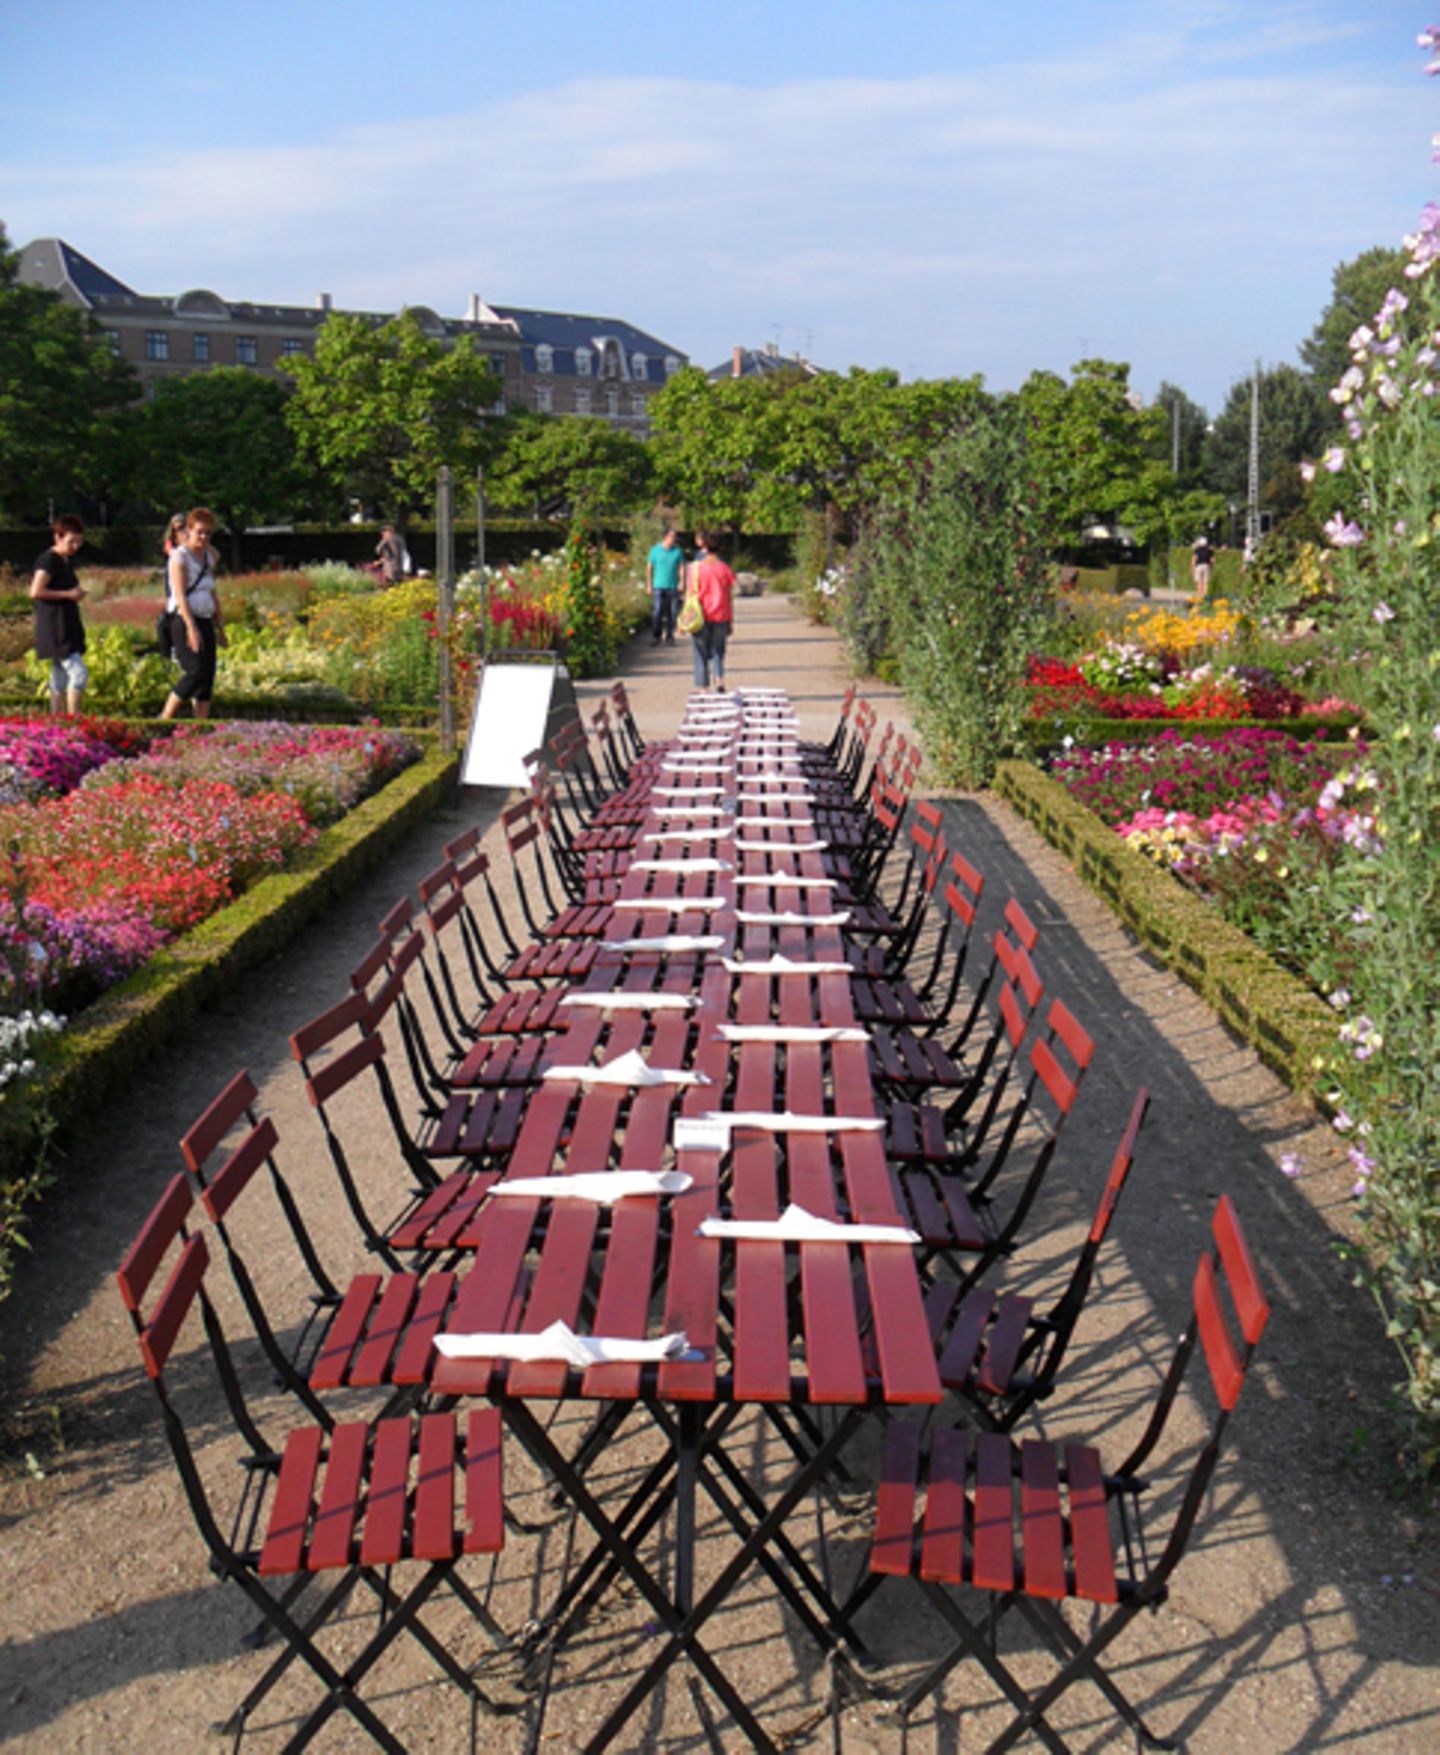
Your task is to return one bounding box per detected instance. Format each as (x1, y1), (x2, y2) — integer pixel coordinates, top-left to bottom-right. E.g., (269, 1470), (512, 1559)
(289, 992), (428, 1266)
(502, 792), (565, 933)
(443, 830), (525, 974)
(118, 1185), (271, 1464)
(1126, 1196), (1270, 1598)
(180, 1069), (338, 1425)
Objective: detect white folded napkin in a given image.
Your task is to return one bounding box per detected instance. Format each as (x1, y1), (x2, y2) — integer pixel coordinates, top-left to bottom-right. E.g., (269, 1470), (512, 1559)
(662, 759), (731, 773)
(734, 839), (829, 854)
(559, 990), (697, 1011)
(630, 858), (733, 873)
(740, 875), (836, 889)
(617, 896), (726, 911)
(652, 805), (728, 819)
(543, 1048), (711, 1087)
(747, 770), (808, 785)
(718, 1023), (871, 1044)
(720, 954), (851, 975)
(700, 1110), (885, 1134)
(435, 1317), (691, 1367)
(654, 785), (726, 797)
(734, 908), (851, 926)
(735, 816), (815, 831)
(697, 1203), (918, 1245)
(600, 933), (724, 954)
(738, 792), (816, 806)
(492, 1169), (693, 1204)
(644, 828), (734, 844)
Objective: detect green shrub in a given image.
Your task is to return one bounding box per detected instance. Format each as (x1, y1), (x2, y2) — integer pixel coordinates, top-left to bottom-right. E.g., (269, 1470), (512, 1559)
(867, 408), (1050, 785)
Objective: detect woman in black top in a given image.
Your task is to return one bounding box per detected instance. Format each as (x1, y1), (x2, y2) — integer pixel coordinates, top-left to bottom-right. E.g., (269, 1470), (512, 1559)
(30, 513), (89, 715)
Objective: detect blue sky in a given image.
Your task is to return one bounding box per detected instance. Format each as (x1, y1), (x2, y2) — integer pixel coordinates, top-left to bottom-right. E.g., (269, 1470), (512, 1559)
(1, 1), (1432, 411)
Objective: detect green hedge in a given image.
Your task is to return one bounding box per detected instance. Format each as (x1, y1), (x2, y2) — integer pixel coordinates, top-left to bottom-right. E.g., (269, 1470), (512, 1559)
(993, 758), (1338, 1100)
(1021, 712), (1364, 752)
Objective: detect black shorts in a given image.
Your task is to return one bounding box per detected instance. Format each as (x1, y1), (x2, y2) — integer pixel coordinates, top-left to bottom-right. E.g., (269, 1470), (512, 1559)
(171, 616), (218, 702)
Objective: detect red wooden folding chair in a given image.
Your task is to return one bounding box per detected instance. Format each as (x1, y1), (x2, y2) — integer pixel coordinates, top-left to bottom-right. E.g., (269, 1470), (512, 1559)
(926, 1087), (1150, 1431)
(116, 1179), (510, 1751)
(848, 1194), (1270, 1754)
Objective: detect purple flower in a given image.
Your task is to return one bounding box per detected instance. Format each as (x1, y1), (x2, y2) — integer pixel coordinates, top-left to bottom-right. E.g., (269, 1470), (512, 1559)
(1324, 514), (1365, 548)
(1322, 446), (1346, 473)
(1279, 1152), (1303, 1179)
(1372, 601), (1396, 624)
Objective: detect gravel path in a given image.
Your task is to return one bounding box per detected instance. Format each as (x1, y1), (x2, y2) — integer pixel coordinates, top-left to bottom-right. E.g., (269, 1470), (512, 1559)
(1, 591), (1435, 1753)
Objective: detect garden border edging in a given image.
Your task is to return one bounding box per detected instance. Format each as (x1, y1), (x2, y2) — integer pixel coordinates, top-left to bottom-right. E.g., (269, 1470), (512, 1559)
(992, 757), (1337, 1102)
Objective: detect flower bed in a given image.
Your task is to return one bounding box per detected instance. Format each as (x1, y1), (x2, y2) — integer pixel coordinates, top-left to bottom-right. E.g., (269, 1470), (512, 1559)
(1, 719), (419, 1018)
(1046, 728), (1372, 984)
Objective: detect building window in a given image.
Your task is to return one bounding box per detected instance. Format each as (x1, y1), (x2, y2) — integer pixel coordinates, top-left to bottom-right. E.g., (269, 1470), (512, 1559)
(664, 354), (681, 377)
(281, 338), (306, 357)
(535, 344), (553, 373)
(534, 384), (553, 412)
(146, 330), (169, 361)
(574, 387), (592, 415)
(102, 329), (120, 355)
(605, 389), (620, 417)
(632, 351), (647, 380)
(236, 335), (258, 365)
(490, 352), (507, 376)
(575, 346), (592, 377)
(192, 333), (210, 362)
(630, 391), (647, 418)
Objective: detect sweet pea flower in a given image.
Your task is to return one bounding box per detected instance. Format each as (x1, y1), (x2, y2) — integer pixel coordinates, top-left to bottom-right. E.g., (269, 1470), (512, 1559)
(1279, 1152), (1303, 1179)
(1324, 513), (1365, 548)
(1332, 1110), (1354, 1134)
(1372, 601), (1397, 623)
(1421, 27), (1440, 49)
(1299, 460), (1317, 483)
(1322, 446), (1346, 473)
(1327, 987), (1351, 1010)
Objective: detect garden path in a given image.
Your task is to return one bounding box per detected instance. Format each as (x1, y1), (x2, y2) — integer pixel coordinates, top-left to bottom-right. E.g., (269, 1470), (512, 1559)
(0, 590), (1434, 1752)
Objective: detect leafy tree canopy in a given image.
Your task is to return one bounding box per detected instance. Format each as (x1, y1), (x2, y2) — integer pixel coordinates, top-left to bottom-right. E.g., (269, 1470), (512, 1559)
(283, 309), (500, 519)
(649, 364), (988, 536)
(136, 368), (304, 563)
(1299, 244), (1412, 390)
(1014, 358), (1205, 548)
(1201, 362), (1332, 511)
(0, 219), (140, 522)
(487, 413), (652, 519)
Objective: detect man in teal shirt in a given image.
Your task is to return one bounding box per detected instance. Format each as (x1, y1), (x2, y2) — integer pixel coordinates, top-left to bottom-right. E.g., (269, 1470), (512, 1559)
(647, 527), (685, 643)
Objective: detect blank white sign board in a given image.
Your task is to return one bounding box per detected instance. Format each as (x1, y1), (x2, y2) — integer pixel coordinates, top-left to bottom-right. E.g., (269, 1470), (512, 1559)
(461, 658), (579, 789)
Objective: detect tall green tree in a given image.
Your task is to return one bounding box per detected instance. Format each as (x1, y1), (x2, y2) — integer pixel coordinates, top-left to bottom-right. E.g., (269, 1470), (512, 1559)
(0, 220), (139, 521)
(1144, 380), (1210, 484)
(1201, 363), (1332, 516)
(488, 413), (652, 519)
(1015, 358), (1192, 548)
(1299, 245), (1412, 390)
(649, 367), (784, 535)
(136, 369), (304, 564)
(283, 310), (500, 519)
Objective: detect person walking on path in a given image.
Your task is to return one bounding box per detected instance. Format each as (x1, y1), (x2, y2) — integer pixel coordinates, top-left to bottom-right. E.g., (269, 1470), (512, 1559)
(647, 527), (685, 644)
(687, 530), (735, 691)
(29, 513), (89, 715)
(160, 507), (224, 720)
(1191, 536), (1214, 600)
(376, 522), (407, 586)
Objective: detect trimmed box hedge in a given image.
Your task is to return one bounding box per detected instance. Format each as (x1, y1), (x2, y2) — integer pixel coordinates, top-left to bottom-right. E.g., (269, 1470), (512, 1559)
(993, 757), (1338, 1102)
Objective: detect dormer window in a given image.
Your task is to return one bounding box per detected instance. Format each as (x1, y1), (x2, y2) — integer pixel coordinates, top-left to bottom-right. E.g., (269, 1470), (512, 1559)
(575, 346), (593, 377)
(536, 344), (553, 374)
(664, 353), (681, 377)
(632, 352), (647, 380)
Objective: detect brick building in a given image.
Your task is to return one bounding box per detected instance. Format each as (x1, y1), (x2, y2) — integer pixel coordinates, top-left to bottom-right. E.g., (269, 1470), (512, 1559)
(17, 239), (686, 430)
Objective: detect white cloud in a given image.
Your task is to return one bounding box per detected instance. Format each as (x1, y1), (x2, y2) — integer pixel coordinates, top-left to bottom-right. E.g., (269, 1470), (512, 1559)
(1, 23), (1429, 408)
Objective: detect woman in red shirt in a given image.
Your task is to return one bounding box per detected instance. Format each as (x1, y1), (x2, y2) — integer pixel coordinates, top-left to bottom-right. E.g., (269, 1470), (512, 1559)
(688, 530), (736, 692)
